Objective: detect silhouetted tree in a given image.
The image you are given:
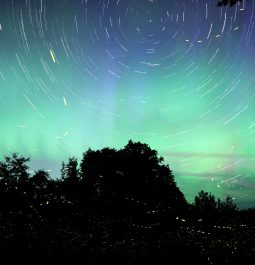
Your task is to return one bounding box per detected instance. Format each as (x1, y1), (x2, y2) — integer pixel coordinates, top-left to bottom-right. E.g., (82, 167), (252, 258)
(120, 141), (187, 219)
(61, 157), (79, 181)
(194, 190), (217, 222)
(195, 190), (217, 210)
(217, 0), (245, 7)
(61, 157), (80, 203)
(0, 153), (31, 223)
(218, 195), (237, 221)
(29, 169), (52, 215)
(220, 195), (237, 211)
(0, 153), (30, 187)
(79, 147), (122, 216)
(79, 140), (187, 226)
(31, 169), (50, 190)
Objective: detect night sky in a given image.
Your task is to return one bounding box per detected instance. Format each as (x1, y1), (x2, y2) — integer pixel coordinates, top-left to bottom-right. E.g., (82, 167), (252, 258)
(0, 0), (254, 208)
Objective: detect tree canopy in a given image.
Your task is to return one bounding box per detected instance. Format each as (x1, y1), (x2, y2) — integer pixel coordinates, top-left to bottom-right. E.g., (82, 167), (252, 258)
(217, 0), (250, 7)
(79, 140), (187, 219)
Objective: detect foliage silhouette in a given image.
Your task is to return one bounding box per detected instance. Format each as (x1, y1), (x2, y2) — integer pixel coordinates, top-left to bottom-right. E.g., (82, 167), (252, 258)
(0, 142), (254, 265)
(217, 0), (245, 7)
(219, 195), (237, 212)
(61, 157), (80, 204)
(0, 153), (29, 186)
(31, 169), (50, 189)
(79, 140), (187, 223)
(194, 190), (217, 211)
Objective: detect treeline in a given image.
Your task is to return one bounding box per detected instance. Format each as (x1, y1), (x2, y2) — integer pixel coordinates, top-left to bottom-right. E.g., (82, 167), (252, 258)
(0, 140), (254, 264)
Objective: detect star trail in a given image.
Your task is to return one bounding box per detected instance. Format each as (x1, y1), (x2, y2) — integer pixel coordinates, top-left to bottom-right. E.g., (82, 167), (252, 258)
(0, 0), (254, 208)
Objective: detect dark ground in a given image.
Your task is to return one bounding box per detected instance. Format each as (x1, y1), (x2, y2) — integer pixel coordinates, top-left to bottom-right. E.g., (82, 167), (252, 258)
(0, 218), (254, 265)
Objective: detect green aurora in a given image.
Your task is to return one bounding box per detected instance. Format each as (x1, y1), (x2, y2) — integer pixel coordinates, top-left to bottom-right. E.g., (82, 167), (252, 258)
(0, 0), (255, 208)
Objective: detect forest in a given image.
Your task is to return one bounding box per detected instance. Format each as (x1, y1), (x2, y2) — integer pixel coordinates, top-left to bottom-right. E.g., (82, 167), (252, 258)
(0, 140), (254, 264)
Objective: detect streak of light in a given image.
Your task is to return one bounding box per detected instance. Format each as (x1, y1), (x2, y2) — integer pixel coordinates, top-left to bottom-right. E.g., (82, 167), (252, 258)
(141, 62), (160, 67)
(222, 12), (227, 33)
(134, 70), (147, 74)
(0, 71), (5, 81)
(213, 159), (245, 176)
(17, 124), (26, 128)
(208, 48), (219, 65)
(50, 49), (56, 63)
(23, 93), (45, 119)
(223, 105), (248, 125)
(249, 121), (255, 129)
(108, 69), (121, 78)
(207, 23), (213, 39)
(63, 97), (67, 107)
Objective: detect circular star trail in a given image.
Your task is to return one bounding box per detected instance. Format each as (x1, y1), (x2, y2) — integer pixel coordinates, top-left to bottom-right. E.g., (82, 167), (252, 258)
(0, 0), (254, 208)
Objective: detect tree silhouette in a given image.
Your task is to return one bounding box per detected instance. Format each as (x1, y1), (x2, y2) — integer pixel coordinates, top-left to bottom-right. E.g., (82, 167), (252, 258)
(119, 141), (187, 218)
(61, 157), (80, 204)
(79, 140), (187, 225)
(194, 190), (217, 222)
(195, 190), (217, 210)
(31, 169), (50, 189)
(220, 195), (237, 211)
(218, 195), (237, 221)
(61, 157), (79, 181)
(0, 153), (29, 187)
(217, 0), (243, 7)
